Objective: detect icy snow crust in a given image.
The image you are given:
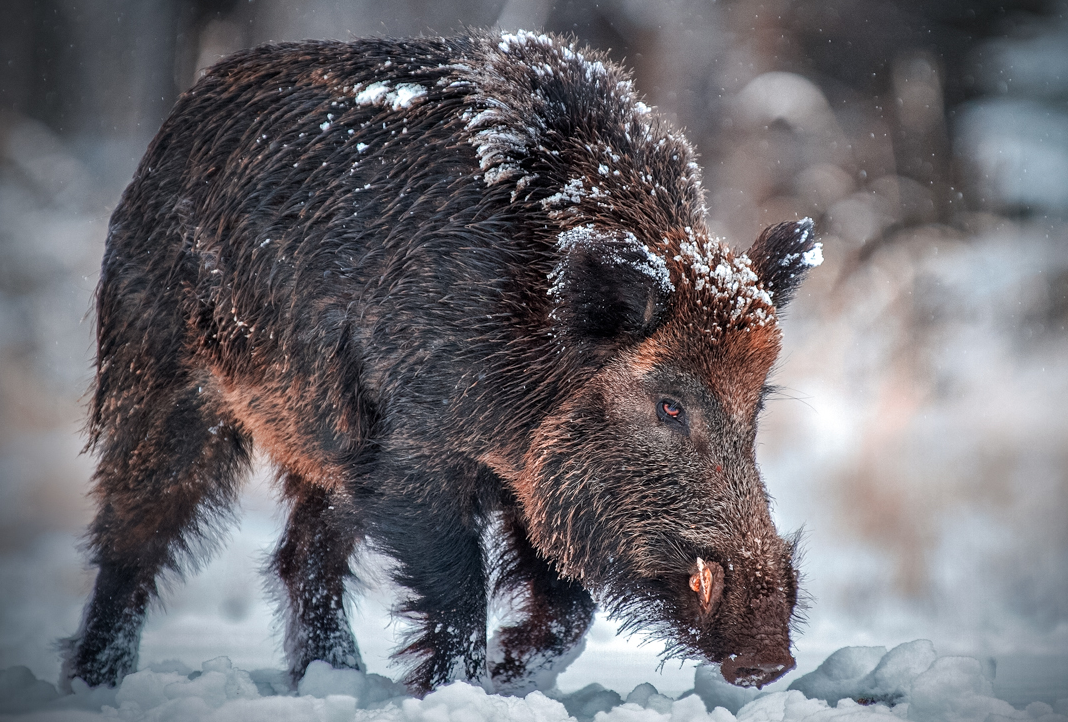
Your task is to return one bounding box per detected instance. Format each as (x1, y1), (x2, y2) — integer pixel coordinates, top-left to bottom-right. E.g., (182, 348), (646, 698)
(3, 642), (1066, 721)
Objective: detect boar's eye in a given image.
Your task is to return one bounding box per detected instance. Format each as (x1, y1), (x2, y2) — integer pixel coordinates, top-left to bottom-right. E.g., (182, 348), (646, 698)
(657, 398), (687, 430)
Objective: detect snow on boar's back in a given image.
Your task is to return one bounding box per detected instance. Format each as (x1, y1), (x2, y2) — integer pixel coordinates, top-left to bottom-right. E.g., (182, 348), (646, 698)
(60, 31), (823, 696)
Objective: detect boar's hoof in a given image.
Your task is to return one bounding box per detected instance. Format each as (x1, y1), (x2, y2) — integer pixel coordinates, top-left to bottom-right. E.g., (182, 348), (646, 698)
(720, 652), (796, 688)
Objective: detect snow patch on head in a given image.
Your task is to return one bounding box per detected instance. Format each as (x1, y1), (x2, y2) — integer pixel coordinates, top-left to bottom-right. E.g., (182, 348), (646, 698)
(542, 178), (588, 208)
(540, 177), (611, 215)
(464, 107), (540, 186)
(673, 228), (776, 329)
(498, 30), (556, 54)
(457, 31), (669, 190)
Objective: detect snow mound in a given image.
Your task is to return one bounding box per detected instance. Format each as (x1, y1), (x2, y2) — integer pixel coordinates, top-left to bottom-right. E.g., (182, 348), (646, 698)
(788, 640), (937, 706)
(2, 643), (1066, 722)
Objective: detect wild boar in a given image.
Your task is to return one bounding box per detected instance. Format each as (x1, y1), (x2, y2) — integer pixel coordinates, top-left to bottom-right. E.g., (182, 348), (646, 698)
(60, 30), (822, 696)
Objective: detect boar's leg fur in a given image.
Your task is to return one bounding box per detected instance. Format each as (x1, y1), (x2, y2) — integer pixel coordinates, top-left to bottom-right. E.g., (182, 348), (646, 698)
(369, 486), (491, 692)
(59, 379), (252, 690)
(271, 477), (363, 681)
(488, 511), (596, 695)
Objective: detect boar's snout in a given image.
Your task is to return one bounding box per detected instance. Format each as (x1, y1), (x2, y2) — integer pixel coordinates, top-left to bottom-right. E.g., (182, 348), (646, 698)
(689, 540), (799, 688)
(720, 650), (796, 688)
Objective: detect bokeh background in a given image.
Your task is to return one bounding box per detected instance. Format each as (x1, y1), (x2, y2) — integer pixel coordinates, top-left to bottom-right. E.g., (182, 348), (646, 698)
(1, 0), (1066, 705)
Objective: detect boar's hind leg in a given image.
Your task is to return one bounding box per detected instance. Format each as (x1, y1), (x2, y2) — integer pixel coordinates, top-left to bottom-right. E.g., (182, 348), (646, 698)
(60, 382), (252, 690)
(271, 477), (362, 683)
(489, 513), (596, 695)
(375, 499), (489, 694)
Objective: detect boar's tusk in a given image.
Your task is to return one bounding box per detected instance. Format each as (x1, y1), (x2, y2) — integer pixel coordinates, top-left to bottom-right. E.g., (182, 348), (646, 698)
(690, 557), (725, 615)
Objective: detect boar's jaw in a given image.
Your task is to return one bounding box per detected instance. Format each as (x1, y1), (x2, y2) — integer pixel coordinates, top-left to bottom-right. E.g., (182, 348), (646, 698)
(648, 528), (799, 688)
(721, 651), (796, 688)
(688, 581), (797, 689)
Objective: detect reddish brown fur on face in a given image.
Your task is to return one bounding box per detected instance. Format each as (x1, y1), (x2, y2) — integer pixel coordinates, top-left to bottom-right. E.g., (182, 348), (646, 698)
(660, 231), (783, 416)
(631, 320), (781, 423)
(614, 228), (784, 427)
(512, 220), (814, 688)
(513, 317), (800, 685)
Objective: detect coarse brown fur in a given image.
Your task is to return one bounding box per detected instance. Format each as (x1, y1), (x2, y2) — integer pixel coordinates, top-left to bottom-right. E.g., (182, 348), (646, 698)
(61, 31), (822, 695)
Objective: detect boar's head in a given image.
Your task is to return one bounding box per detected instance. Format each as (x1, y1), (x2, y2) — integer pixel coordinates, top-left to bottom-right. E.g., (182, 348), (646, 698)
(516, 219), (821, 688)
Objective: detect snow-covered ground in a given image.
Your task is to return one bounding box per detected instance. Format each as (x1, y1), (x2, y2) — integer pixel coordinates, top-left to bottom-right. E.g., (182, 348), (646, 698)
(1, 456), (1066, 720)
(2, 633), (1066, 720)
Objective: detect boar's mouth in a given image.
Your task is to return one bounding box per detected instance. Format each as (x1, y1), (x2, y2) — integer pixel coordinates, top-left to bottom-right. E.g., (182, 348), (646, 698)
(596, 537), (803, 689)
(721, 653), (796, 688)
(603, 577), (797, 689)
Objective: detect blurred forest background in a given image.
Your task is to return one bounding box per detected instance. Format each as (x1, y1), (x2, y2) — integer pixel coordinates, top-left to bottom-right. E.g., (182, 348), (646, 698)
(1, 0), (1066, 699)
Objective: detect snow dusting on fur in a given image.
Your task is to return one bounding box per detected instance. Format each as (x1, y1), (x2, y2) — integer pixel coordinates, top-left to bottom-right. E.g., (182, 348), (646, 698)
(387, 83), (427, 109)
(497, 30), (556, 54)
(628, 235), (674, 295)
(459, 30), (670, 190)
(778, 218), (823, 269)
(540, 177), (611, 215)
(801, 243), (824, 267)
(464, 107), (536, 186)
(353, 82), (390, 106)
(673, 228), (776, 330)
(549, 225), (674, 299)
(352, 81), (428, 111)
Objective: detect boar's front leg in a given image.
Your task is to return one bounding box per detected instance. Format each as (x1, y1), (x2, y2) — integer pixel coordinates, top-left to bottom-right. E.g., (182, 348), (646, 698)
(374, 495), (489, 694)
(489, 512), (596, 695)
(271, 476), (363, 684)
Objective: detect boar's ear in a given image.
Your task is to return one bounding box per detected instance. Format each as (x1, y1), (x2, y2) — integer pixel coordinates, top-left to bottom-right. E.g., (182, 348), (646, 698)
(746, 218), (822, 309)
(549, 228), (673, 346)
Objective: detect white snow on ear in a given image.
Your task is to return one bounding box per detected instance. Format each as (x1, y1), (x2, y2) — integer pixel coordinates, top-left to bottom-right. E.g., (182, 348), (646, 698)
(801, 242), (824, 268)
(747, 218), (821, 308)
(548, 225), (673, 300)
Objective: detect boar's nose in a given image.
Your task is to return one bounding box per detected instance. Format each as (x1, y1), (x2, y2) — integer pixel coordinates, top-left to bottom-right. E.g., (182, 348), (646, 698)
(720, 651), (796, 688)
